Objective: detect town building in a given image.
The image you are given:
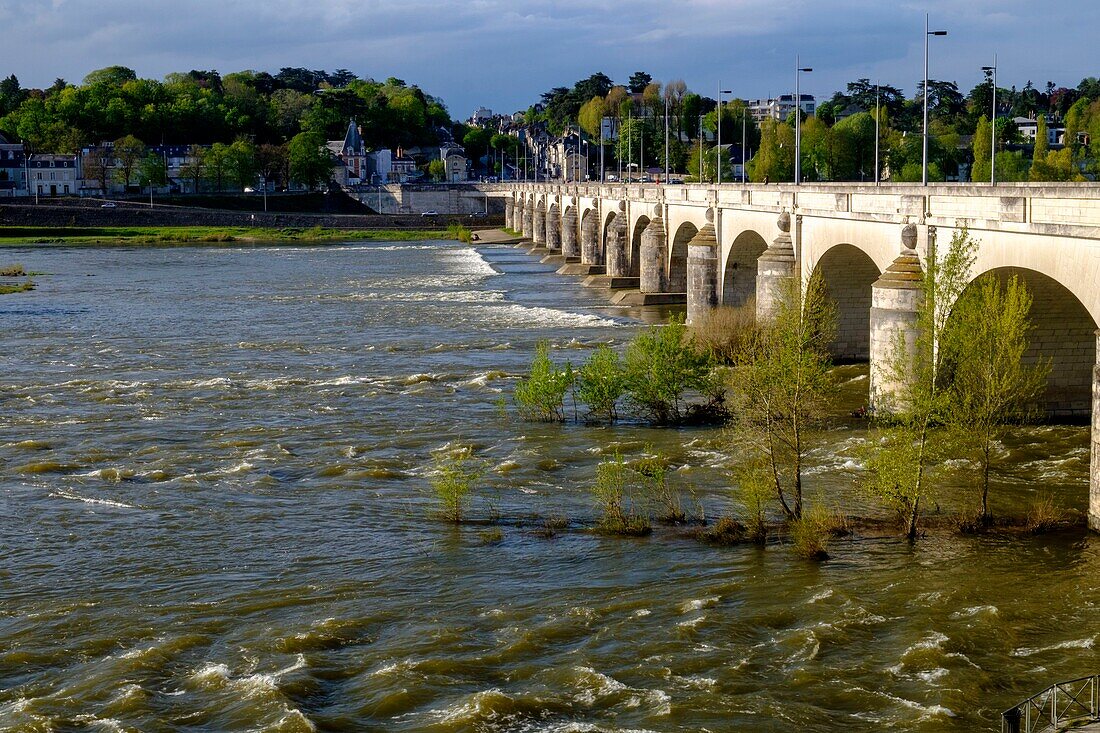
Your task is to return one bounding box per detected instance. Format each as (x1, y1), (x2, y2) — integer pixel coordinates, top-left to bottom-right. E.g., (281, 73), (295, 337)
(327, 120), (368, 188)
(1014, 116), (1065, 146)
(29, 154), (79, 197)
(440, 146), (468, 182)
(0, 133), (27, 197)
(747, 94), (816, 122)
(470, 107), (494, 125)
(391, 148), (418, 182)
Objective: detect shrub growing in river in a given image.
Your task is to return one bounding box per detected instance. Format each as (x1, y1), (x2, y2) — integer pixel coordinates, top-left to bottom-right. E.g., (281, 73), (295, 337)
(623, 315), (713, 424)
(431, 447), (486, 523)
(941, 273), (1049, 524)
(788, 505), (832, 561)
(728, 271), (837, 520)
(514, 341), (574, 421)
(689, 301), (759, 365)
(576, 345), (627, 422)
(632, 449), (686, 523)
(591, 454), (651, 535)
(864, 228), (977, 541)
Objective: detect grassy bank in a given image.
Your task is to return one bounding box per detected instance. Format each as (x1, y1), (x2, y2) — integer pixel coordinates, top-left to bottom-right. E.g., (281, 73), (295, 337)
(0, 225), (464, 246)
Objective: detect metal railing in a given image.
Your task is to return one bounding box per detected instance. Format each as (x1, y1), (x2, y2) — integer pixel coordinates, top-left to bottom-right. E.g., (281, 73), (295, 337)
(1003, 675), (1100, 733)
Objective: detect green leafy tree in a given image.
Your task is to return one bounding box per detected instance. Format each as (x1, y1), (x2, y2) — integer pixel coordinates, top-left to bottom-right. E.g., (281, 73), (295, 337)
(623, 315), (713, 424)
(288, 131), (331, 191)
(971, 115), (992, 182)
(729, 271), (837, 520)
(179, 145), (206, 193)
(942, 274), (1049, 522)
(431, 447), (485, 523)
(514, 341), (574, 422)
(204, 142), (232, 191)
(749, 118), (794, 182)
(427, 158), (446, 182)
(113, 134), (145, 189)
(864, 228), (978, 540)
(228, 139), (257, 190)
(576, 344), (627, 422)
(138, 152), (167, 191)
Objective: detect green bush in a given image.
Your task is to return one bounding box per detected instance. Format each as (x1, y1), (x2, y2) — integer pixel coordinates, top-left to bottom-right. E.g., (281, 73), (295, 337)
(576, 345), (627, 422)
(592, 454), (651, 535)
(623, 315), (713, 424)
(514, 341), (574, 421)
(431, 447), (485, 523)
(788, 505), (833, 561)
(632, 450), (686, 523)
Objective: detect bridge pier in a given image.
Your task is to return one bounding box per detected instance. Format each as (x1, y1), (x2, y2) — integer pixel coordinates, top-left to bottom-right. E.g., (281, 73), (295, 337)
(522, 200), (533, 240)
(869, 224), (924, 414)
(687, 218), (719, 325)
(581, 213), (601, 266)
(1092, 331), (1100, 531)
(755, 211), (798, 323)
(562, 208), (579, 259)
(640, 216), (668, 293)
(533, 205), (546, 246)
(605, 209), (628, 277)
(504, 197), (514, 231)
(545, 208), (561, 251)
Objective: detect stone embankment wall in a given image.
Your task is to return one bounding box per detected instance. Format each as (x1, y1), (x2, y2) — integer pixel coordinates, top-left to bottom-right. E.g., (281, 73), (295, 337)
(357, 184), (507, 216)
(0, 203), (501, 229)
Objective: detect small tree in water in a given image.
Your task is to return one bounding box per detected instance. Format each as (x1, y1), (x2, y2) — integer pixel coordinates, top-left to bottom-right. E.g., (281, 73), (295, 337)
(591, 454), (651, 535)
(632, 448), (686, 523)
(941, 273), (1049, 524)
(576, 344), (627, 422)
(514, 341), (574, 421)
(863, 227), (977, 541)
(729, 271), (838, 520)
(431, 446), (486, 523)
(624, 314), (713, 424)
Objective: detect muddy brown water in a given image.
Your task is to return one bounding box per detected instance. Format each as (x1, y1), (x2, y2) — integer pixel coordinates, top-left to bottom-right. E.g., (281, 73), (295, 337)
(0, 241), (1095, 732)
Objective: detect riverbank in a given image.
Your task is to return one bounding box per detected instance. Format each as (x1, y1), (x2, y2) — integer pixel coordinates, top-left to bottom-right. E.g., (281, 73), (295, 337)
(0, 225), (477, 246)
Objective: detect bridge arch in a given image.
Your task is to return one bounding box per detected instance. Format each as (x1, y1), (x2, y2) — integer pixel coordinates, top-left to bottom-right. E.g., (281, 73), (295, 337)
(722, 230), (769, 308)
(956, 267), (1098, 417)
(812, 243), (882, 362)
(668, 222), (698, 293)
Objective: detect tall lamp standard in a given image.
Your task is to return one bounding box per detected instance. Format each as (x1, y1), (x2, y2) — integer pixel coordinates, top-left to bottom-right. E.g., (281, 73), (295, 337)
(716, 85), (732, 184)
(794, 57), (812, 185)
(982, 56), (998, 186)
(873, 83), (880, 186)
(664, 85), (670, 184)
(922, 14), (948, 185)
(741, 111), (747, 183)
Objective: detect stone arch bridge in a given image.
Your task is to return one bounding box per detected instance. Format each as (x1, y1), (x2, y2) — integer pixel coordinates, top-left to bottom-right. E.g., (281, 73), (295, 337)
(492, 181), (1100, 529)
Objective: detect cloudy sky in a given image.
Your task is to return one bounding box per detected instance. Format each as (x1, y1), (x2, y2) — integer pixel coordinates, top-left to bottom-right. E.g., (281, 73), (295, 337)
(1, 0), (1098, 118)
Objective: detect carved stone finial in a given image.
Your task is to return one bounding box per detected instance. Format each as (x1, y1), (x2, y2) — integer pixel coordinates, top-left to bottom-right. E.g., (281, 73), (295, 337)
(705, 207), (715, 224)
(617, 199), (626, 212)
(777, 210), (791, 233)
(901, 223), (918, 252)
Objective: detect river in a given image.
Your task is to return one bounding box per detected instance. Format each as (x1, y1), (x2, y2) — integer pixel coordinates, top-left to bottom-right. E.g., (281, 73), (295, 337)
(0, 240), (1096, 732)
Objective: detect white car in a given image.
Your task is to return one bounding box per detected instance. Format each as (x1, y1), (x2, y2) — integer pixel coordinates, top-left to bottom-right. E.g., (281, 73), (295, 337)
(421, 210), (439, 216)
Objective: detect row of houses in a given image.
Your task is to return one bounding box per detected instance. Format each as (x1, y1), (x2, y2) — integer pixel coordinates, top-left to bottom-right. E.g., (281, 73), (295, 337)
(0, 123), (472, 199)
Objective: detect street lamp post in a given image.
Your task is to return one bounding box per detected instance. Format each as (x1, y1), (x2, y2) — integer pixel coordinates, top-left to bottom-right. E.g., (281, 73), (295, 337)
(923, 14), (948, 185)
(717, 85), (732, 184)
(664, 86), (670, 184)
(982, 56), (998, 186)
(794, 57), (812, 185)
(874, 83), (880, 186)
(741, 112), (747, 183)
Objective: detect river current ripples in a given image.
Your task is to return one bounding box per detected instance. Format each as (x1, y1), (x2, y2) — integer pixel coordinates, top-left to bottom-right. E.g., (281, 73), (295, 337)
(0, 241), (1097, 732)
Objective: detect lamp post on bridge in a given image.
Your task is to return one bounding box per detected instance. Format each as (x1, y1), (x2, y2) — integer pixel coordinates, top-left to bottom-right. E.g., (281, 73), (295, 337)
(982, 56), (998, 186)
(794, 57), (812, 185)
(717, 85), (732, 184)
(922, 14), (948, 186)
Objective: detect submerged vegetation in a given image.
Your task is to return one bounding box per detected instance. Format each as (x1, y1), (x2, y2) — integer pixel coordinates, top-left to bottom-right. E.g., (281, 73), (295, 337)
(0, 262), (35, 293)
(472, 225), (1075, 558)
